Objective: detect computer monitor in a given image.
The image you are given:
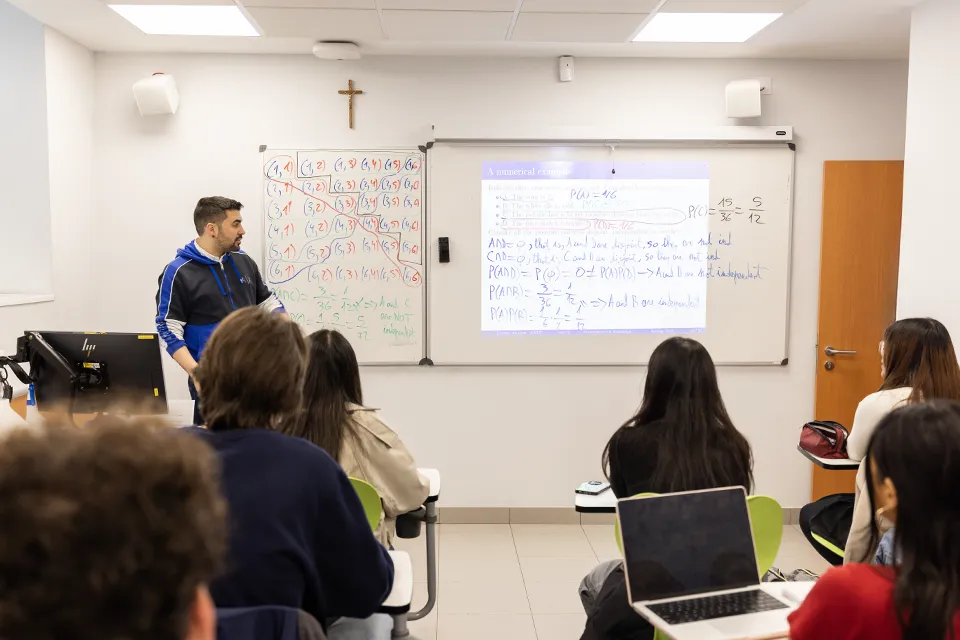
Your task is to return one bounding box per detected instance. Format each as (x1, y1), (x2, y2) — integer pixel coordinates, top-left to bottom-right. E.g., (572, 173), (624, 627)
(16, 331), (168, 415)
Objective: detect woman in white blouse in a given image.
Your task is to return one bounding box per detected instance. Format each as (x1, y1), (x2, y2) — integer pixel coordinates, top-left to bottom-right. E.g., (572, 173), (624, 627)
(799, 318), (960, 565)
(844, 318), (960, 562)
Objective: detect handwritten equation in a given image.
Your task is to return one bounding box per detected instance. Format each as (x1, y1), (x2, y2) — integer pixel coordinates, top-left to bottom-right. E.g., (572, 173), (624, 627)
(262, 150), (424, 352)
(481, 162), (771, 335)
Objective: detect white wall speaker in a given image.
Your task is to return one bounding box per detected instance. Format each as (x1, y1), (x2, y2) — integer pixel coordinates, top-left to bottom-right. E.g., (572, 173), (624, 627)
(133, 73), (180, 116)
(313, 42), (362, 60)
(725, 79), (762, 118)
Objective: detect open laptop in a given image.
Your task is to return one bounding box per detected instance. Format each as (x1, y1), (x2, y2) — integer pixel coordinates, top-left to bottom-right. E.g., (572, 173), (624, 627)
(619, 487), (804, 640)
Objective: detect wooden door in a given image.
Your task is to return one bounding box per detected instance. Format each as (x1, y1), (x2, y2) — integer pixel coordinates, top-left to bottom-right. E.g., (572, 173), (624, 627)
(812, 161), (904, 500)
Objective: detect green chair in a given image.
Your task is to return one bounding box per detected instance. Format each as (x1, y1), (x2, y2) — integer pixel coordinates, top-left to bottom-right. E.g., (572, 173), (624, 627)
(349, 477), (383, 532)
(746, 495), (783, 576)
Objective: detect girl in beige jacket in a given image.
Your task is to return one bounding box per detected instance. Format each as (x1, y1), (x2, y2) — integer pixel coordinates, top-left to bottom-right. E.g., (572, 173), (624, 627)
(842, 318), (960, 563)
(284, 329), (429, 548)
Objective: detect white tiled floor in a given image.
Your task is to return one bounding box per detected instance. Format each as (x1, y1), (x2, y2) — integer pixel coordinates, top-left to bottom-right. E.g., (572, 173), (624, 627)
(393, 523), (832, 640)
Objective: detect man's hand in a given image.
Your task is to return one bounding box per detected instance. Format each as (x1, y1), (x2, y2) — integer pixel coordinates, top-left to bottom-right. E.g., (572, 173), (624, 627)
(189, 369), (201, 396)
(171, 347), (200, 393)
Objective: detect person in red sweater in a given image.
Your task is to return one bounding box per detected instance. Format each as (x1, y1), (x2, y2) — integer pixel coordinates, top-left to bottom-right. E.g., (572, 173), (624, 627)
(789, 401), (960, 640)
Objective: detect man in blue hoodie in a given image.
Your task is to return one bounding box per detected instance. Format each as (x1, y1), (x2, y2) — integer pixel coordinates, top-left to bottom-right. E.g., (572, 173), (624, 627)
(156, 197), (285, 425)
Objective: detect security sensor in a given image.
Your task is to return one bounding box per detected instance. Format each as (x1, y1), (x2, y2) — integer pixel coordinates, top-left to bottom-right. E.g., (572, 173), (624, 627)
(559, 56), (574, 83)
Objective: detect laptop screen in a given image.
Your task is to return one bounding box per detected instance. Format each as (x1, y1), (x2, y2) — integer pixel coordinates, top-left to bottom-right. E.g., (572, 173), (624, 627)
(618, 487), (759, 602)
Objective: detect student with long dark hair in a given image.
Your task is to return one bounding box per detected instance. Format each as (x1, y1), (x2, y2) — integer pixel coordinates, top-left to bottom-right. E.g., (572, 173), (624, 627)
(790, 401), (960, 639)
(580, 337), (754, 640)
(283, 329), (428, 548)
(800, 318), (960, 565)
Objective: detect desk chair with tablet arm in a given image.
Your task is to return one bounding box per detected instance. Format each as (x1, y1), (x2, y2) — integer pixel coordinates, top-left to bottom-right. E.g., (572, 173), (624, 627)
(349, 468), (440, 639)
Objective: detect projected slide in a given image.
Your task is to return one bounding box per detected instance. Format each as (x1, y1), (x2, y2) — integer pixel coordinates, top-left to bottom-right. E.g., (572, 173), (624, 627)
(482, 161), (712, 336)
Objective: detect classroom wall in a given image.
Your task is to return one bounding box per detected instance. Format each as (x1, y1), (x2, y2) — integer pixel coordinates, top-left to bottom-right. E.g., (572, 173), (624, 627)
(898, 0), (960, 333)
(90, 54), (908, 508)
(0, 29), (95, 356)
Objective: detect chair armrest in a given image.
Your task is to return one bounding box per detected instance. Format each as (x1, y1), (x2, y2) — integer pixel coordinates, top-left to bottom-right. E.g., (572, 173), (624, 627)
(396, 507), (425, 539)
(380, 550), (413, 614)
(418, 468), (440, 503)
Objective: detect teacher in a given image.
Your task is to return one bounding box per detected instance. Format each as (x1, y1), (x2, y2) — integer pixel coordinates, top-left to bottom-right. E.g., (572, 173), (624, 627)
(155, 196), (285, 425)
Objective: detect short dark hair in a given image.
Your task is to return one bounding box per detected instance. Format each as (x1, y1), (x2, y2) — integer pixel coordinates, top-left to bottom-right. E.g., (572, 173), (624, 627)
(0, 418), (227, 640)
(196, 307), (307, 431)
(194, 196), (243, 235)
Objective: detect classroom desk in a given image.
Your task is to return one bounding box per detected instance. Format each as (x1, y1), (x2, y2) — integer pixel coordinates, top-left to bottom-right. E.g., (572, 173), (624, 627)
(575, 488), (617, 513)
(796, 445), (861, 470)
(419, 467), (440, 503)
(381, 550), (413, 613)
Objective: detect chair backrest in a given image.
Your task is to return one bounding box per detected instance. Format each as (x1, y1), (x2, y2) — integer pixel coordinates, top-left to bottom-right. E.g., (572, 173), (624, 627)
(613, 492), (784, 577)
(746, 495), (783, 576)
(349, 477), (382, 532)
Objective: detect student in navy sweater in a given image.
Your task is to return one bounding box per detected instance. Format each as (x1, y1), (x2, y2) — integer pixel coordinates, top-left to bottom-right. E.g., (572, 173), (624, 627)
(185, 307), (394, 636)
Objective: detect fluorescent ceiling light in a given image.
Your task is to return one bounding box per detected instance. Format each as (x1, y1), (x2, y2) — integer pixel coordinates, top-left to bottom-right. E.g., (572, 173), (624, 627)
(108, 5), (260, 37)
(634, 13), (782, 43)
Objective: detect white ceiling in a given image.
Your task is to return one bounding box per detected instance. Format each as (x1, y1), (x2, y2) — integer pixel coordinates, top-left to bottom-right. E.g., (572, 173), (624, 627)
(7, 0), (923, 58)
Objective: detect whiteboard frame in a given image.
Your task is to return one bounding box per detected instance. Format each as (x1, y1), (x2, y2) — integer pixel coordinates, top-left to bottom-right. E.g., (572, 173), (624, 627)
(425, 137), (796, 367)
(432, 124), (794, 145)
(259, 146), (428, 366)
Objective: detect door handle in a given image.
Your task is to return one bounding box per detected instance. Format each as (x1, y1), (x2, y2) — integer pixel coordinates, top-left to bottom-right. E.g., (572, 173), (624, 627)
(824, 346), (857, 357)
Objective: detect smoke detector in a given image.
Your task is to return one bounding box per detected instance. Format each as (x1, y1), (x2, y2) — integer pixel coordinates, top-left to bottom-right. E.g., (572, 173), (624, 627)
(312, 41), (361, 60)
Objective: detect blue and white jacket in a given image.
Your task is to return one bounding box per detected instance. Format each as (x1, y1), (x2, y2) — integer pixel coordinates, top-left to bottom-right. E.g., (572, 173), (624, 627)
(155, 241), (285, 362)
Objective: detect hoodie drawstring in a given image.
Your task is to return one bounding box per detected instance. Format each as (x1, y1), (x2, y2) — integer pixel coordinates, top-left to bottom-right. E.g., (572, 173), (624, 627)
(208, 264), (238, 310)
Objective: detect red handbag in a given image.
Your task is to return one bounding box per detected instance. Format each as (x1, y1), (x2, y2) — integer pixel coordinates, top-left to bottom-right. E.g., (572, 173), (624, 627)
(800, 421), (849, 459)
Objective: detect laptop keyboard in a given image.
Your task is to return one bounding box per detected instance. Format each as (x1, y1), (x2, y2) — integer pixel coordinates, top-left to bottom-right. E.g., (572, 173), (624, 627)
(647, 589), (788, 625)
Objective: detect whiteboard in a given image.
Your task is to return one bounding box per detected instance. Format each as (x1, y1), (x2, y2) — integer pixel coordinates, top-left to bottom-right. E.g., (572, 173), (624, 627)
(261, 149), (425, 364)
(428, 143), (794, 365)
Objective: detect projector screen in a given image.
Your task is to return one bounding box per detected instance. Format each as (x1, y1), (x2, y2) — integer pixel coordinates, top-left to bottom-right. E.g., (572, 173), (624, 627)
(482, 161), (717, 336)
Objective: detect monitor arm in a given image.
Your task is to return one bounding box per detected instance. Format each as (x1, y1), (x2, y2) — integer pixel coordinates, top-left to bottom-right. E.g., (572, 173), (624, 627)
(16, 332), (80, 384)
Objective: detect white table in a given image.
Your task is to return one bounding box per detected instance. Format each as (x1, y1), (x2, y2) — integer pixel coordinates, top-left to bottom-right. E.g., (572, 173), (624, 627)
(382, 550), (413, 612)
(796, 445), (861, 470)
(419, 467), (440, 502)
(574, 487), (617, 513)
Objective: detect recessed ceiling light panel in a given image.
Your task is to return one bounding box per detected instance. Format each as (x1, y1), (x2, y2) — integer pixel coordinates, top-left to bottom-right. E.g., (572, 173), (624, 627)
(108, 5), (260, 37)
(634, 13), (782, 43)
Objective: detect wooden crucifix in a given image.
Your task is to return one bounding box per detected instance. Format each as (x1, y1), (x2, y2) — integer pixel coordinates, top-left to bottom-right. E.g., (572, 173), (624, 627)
(338, 79), (363, 130)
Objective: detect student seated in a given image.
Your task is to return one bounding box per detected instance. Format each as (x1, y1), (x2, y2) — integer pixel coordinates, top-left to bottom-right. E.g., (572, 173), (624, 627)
(282, 329), (429, 548)
(580, 337), (754, 640)
(799, 318), (960, 565)
(0, 417), (226, 640)
(789, 401), (960, 639)
(185, 308), (394, 636)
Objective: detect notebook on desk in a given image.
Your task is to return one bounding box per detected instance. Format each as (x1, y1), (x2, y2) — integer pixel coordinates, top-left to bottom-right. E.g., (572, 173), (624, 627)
(619, 487), (804, 640)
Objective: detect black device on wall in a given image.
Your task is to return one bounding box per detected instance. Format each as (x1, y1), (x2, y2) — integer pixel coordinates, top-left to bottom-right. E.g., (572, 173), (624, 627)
(438, 237), (450, 263)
